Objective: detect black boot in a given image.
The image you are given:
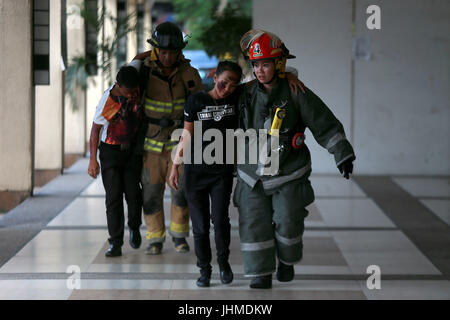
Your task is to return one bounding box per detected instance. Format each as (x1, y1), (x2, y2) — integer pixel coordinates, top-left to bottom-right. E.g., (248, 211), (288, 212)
(129, 229), (142, 249)
(105, 244), (122, 257)
(276, 261), (294, 282)
(249, 275), (272, 289)
(196, 266), (212, 288)
(219, 262), (233, 284)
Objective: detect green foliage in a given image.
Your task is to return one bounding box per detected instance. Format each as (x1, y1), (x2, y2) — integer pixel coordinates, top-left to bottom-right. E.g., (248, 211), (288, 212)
(172, 0), (217, 50)
(198, 4), (251, 59)
(172, 0), (252, 58)
(65, 56), (90, 109)
(65, 2), (137, 111)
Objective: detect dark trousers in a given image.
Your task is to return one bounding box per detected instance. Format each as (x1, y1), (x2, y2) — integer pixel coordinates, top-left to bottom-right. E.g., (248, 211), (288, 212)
(99, 142), (143, 246)
(184, 169), (234, 271)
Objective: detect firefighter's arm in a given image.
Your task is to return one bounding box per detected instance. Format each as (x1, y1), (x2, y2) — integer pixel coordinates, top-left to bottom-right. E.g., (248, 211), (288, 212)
(169, 121), (194, 190)
(88, 123), (102, 179)
(297, 87), (355, 176)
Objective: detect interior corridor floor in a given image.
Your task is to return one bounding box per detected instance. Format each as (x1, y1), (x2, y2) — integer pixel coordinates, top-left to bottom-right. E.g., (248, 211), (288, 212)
(0, 158), (449, 300)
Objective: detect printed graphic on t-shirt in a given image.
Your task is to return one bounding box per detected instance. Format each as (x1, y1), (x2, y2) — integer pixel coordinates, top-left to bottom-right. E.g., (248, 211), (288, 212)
(197, 105), (235, 122)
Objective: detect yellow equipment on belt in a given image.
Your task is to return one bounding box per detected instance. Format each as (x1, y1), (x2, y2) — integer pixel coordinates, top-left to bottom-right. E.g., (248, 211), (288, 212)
(269, 103), (287, 137)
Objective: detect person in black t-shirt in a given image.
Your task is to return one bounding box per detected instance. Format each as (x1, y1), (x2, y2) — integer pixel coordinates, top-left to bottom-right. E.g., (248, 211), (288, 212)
(169, 61), (304, 288)
(169, 61), (242, 287)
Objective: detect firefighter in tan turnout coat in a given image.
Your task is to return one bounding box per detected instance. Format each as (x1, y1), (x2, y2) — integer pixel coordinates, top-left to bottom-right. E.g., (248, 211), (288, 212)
(133, 22), (203, 255)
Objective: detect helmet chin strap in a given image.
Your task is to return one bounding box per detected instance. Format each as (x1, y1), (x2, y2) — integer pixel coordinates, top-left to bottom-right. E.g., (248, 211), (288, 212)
(265, 72), (279, 84)
(151, 47), (159, 61)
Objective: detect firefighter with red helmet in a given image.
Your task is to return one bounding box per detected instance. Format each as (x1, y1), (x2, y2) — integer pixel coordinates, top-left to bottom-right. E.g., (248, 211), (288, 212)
(234, 30), (355, 288)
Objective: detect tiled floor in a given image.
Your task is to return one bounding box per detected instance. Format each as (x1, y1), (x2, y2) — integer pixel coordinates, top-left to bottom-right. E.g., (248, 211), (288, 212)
(0, 159), (449, 300)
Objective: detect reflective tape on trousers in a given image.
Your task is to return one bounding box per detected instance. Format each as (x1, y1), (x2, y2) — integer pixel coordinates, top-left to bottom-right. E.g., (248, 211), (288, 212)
(170, 221), (189, 234)
(146, 230), (166, 240)
(275, 232), (303, 246)
(241, 239), (275, 251)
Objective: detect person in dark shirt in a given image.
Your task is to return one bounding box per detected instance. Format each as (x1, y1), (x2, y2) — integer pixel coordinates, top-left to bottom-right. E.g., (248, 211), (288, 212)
(88, 66), (143, 257)
(169, 61), (242, 287)
(169, 61), (303, 287)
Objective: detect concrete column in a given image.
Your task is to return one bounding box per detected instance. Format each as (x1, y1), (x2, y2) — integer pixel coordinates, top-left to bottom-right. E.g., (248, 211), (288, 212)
(85, 0), (118, 150)
(34, 0), (63, 186)
(65, 0), (86, 165)
(127, 0), (138, 62)
(0, 0), (33, 211)
(144, 0), (152, 47)
(104, 0), (118, 87)
(85, 0), (103, 152)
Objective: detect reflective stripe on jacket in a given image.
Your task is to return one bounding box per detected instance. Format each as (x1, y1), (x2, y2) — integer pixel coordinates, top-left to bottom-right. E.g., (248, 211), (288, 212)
(142, 53), (203, 153)
(237, 78), (355, 191)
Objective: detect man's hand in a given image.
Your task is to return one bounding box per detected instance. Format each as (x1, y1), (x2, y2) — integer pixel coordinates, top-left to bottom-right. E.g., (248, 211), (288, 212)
(133, 50), (151, 61)
(286, 72), (306, 94)
(88, 159), (100, 179)
(338, 158), (354, 179)
(169, 164), (180, 191)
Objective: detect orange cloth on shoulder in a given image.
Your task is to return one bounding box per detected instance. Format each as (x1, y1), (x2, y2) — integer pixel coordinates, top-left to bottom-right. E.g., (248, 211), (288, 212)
(101, 96), (122, 121)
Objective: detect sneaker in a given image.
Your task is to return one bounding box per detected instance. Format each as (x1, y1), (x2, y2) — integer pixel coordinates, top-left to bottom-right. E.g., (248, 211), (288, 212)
(145, 242), (163, 255)
(173, 237), (190, 253)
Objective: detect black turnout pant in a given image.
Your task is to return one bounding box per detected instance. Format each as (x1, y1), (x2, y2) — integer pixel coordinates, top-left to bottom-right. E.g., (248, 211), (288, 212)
(184, 169), (234, 272)
(99, 142), (143, 246)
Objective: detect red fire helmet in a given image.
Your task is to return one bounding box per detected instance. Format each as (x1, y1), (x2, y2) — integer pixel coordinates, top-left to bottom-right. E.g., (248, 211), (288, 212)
(248, 32), (283, 61)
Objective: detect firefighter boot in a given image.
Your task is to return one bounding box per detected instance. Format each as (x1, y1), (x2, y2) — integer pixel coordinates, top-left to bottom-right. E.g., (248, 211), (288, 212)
(276, 261), (294, 282)
(249, 275), (272, 289)
(145, 242), (163, 255)
(173, 237), (190, 253)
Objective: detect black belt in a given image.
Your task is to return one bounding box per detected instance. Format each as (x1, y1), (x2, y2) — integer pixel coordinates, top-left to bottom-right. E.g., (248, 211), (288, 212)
(100, 141), (131, 151)
(146, 117), (182, 128)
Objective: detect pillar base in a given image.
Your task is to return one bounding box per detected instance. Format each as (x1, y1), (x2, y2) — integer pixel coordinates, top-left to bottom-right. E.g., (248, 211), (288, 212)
(64, 153), (83, 169)
(0, 191), (30, 213)
(34, 169), (60, 187)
